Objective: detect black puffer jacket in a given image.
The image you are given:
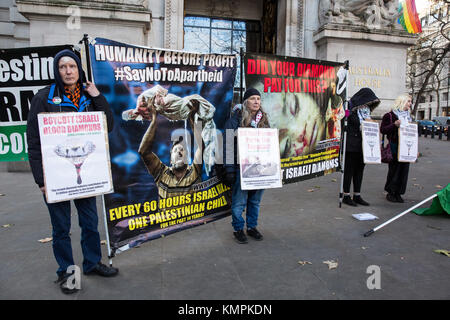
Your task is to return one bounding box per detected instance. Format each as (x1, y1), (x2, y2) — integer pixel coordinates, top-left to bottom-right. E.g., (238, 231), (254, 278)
(345, 88), (380, 153)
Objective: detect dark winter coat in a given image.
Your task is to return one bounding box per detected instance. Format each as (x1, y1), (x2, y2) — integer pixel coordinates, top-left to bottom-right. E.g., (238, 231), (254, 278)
(223, 108), (269, 176)
(380, 111), (399, 144)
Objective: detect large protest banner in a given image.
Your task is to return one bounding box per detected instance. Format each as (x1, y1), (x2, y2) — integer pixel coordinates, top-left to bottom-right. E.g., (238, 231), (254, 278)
(89, 38), (236, 254)
(244, 54), (346, 184)
(0, 45), (72, 161)
(38, 111), (113, 203)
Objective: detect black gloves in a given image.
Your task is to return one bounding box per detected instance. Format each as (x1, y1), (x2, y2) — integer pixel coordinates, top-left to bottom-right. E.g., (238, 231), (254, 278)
(223, 171), (236, 187)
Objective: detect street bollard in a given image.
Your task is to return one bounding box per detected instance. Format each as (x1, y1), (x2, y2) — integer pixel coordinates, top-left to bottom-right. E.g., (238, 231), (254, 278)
(431, 128), (435, 139)
(439, 126), (442, 140)
(418, 125), (422, 137)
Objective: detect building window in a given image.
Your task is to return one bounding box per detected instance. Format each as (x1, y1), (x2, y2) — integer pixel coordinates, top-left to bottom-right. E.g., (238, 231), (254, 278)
(419, 95), (426, 103)
(443, 92), (448, 101)
(183, 15), (261, 89)
(430, 95), (433, 102)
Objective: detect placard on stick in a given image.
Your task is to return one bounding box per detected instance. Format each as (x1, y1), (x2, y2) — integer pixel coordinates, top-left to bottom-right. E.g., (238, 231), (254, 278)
(38, 112), (113, 203)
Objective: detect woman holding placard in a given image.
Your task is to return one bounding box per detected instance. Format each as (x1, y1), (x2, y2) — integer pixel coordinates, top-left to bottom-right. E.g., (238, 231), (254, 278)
(380, 94), (413, 203)
(224, 88), (270, 244)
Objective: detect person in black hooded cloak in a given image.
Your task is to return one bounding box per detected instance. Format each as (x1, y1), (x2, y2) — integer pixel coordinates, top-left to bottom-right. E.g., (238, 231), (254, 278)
(342, 87), (380, 206)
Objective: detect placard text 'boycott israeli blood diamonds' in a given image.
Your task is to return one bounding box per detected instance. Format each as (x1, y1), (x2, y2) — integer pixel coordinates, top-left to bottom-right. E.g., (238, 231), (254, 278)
(38, 111), (113, 203)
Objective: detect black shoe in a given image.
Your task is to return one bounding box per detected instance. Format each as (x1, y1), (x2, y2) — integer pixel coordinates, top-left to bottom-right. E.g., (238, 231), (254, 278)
(84, 262), (119, 277)
(386, 193), (397, 203)
(353, 195), (369, 206)
(395, 194), (404, 203)
(55, 272), (69, 284)
(55, 272), (79, 295)
(342, 195), (357, 206)
(233, 230), (248, 244)
(247, 228), (263, 241)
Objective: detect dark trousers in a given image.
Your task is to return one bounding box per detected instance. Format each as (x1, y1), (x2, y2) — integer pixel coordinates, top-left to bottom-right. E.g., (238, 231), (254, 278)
(343, 152), (365, 194)
(385, 159), (410, 195)
(44, 196), (102, 276)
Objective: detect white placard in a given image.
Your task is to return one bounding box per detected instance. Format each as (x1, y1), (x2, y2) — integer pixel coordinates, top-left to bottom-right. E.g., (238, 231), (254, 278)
(398, 123), (418, 163)
(237, 128), (282, 190)
(361, 120), (381, 164)
(38, 112), (113, 203)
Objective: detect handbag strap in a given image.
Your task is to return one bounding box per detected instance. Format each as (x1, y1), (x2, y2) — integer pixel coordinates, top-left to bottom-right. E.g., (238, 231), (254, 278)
(381, 112), (393, 145)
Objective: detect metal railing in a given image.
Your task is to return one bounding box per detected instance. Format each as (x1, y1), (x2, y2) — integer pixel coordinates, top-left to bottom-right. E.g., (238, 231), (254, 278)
(417, 125), (450, 140)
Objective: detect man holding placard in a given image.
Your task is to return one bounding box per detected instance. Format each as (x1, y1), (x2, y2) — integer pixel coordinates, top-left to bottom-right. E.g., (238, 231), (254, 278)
(27, 49), (117, 294)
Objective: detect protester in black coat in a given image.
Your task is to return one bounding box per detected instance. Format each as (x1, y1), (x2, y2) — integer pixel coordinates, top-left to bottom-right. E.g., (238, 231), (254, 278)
(342, 88), (380, 206)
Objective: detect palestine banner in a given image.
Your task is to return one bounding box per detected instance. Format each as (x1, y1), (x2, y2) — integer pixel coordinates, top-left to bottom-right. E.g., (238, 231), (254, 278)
(244, 54), (346, 184)
(89, 38), (236, 254)
(0, 45), (72, 162)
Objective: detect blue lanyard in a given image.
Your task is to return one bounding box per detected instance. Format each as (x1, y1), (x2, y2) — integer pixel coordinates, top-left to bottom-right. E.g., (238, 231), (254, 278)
(47, 84), (91, 112)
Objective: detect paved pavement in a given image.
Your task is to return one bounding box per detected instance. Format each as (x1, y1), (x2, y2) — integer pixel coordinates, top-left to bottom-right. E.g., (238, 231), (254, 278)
(0, 136), (449, 300)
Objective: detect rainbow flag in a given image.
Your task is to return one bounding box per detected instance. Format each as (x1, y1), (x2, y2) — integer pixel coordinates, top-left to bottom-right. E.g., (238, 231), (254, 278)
(398, 0), (422, 34)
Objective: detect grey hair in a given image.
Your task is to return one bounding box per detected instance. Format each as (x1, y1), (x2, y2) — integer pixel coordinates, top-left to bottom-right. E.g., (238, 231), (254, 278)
(241, 98), (265, 127)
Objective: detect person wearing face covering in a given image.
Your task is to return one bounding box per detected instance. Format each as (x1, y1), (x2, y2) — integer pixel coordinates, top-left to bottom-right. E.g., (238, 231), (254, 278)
(380, 94), (413, 203)
(224, 88), (270, 244)
(342, 88), (380, 207)
(26, 49), (117, 294)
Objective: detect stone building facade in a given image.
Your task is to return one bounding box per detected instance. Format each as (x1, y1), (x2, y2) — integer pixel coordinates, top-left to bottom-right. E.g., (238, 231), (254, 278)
(413, 2), (449, 120)
(1, 0), (417, 116)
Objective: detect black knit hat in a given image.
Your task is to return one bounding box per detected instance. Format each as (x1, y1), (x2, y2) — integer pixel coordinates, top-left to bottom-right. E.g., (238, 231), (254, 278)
(53, 49), (85, 93)
(243, 88), (260, 101)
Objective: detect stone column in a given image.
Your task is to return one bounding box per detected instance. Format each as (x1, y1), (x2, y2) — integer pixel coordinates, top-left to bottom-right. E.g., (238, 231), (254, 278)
(277, 0), (304, 57)
(164, 0), (184, 50)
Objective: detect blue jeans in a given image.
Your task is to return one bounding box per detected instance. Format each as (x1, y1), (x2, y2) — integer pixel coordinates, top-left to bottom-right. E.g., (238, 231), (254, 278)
(44, 196), (102, 275)
(231, 173), (264, 231)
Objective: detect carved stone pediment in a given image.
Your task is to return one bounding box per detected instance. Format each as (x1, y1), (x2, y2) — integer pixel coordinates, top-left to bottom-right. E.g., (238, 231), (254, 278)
(318, 0), (403, 31)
